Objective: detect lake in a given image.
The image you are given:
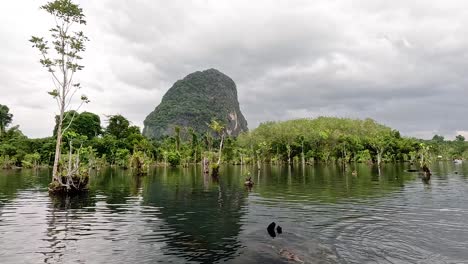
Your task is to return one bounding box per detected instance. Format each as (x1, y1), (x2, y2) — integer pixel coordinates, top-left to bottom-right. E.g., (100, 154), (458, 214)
(0, 163), (467, 263)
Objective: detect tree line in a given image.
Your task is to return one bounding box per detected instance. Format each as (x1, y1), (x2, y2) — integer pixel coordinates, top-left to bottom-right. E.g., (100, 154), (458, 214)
(1, 105), (466, 171)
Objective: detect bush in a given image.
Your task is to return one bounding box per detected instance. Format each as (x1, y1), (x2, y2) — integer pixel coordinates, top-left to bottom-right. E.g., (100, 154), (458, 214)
(0, 155), (15, 169)
(22, 152), (41, 168)
(167, 151), (181, 167)
(356, 150), (372, 163)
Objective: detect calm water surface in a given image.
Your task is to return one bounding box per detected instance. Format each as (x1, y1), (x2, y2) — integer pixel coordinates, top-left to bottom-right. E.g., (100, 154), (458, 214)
(0, 163), (467, 263)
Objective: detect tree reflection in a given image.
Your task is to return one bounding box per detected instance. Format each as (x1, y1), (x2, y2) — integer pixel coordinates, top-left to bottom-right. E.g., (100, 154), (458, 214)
(142, 166), (247, 263)
(253, 163), (415, 203)
(43, 193), (96, 263)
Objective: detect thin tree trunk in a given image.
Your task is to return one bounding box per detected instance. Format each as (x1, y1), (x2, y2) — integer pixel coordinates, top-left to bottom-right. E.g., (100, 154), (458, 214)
(301, 141), (305, 166)
(52, 36), (68, 182)
(68, 139), (73, 174)
(275, 146), (279, 165)
(52, 109), (64, 181)
(217, 134), (224, 165)
(377, 150), (382, 167)
(203, 157), (209, 174)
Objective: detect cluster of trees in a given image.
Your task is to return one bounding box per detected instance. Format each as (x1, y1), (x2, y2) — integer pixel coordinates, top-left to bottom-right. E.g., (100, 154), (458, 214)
(237, 117), (468, 168)
(237, 117), (413, 167)
(1, 105), (467, 172)
(0, 107), (149, 171)
(430, 134), (468, 160)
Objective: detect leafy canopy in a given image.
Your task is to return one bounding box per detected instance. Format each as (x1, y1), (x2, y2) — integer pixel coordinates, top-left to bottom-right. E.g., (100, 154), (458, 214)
(0, 105), (13, 133)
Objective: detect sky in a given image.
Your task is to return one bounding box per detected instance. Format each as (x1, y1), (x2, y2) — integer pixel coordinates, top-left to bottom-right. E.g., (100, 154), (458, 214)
(0, 0), (467, 139)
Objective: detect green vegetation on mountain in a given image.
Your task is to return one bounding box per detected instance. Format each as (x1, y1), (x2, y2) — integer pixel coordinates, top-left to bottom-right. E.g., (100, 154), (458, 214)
(143, 69), (248, 138)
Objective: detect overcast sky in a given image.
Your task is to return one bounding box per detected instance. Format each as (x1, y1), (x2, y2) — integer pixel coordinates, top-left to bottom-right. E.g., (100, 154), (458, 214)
(1, 0), (467, 139)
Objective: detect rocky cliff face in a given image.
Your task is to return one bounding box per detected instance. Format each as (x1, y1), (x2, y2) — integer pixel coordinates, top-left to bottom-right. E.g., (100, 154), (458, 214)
(143, 69), (248, 138)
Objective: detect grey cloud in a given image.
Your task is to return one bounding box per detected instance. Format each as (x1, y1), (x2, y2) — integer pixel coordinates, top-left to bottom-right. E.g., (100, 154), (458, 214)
(1, 0), (468, 139)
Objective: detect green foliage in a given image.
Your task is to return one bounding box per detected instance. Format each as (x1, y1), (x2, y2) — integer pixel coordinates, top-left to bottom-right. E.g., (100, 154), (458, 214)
(143, 69), (248, 138)
(0, 155), (15, 169)
(30, 0), (88, 74)
(0, 104), (13, 135)
(432, 134), (444, 142)
(167, 151), (181, 167)
(54, 111), (101, 139)
(238, 117), (410, 165)
(106, 115), (130, 139)
(208, 119), (225, 135)
(210, 163), (219, 170)
(41, 0), (86, 24)
(0, 125), (30, 166)
(356, 150), (372, 163)
(22, 152), (41, 168)
(1, 102), (467, 171)
(418, 143), (432, 167)
(462, 149), (468, 159)
(115, 148), (130, 168)
(130, 151), (151, 174)
(30, 0), (89, 107)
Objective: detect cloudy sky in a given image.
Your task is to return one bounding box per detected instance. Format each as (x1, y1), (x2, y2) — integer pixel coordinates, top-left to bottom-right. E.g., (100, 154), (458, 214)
(1, 0), (467, 139)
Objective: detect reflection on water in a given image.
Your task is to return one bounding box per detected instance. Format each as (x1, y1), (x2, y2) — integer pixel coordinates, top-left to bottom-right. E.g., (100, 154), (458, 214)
(0, 162), (468, 263)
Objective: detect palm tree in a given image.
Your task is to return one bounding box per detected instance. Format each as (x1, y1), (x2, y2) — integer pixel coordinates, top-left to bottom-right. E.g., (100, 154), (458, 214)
(209, 119), (225, 166)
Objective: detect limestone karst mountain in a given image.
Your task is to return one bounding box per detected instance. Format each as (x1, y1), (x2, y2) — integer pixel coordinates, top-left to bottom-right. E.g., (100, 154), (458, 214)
(143, 69), (248, 138)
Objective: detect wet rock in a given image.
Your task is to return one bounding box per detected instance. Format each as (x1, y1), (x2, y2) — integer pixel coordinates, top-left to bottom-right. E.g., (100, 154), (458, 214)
(276, 225), (282, 234)
(267, 222), (276, 238)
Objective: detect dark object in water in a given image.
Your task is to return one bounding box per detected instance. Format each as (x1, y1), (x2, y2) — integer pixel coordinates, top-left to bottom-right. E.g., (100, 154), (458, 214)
(267, 222), (276, 238)
(422, 164), (431, 175)
(421, 176), (430, 184)
(244, 177), (254, 187)
(455, 171), (459, 174)
(276, 225), (282, 234)
(420, 164), (431, 181)
(406, 169), (419, 172)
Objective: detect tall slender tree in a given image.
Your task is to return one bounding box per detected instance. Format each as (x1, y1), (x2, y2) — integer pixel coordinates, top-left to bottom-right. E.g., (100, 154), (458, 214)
(209, 119), (225, 166)
(30, 0), (89, 186)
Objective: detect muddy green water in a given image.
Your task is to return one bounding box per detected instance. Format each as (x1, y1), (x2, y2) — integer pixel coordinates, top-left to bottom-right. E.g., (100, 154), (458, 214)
(0, 162), (467, 263)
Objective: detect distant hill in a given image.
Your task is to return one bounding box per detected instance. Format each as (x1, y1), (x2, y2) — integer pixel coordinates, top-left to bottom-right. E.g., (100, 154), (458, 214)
(143, 69), (248, 138)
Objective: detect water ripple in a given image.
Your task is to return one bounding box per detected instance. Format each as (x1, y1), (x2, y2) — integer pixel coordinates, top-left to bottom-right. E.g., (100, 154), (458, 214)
(1, 165), (468, 263)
